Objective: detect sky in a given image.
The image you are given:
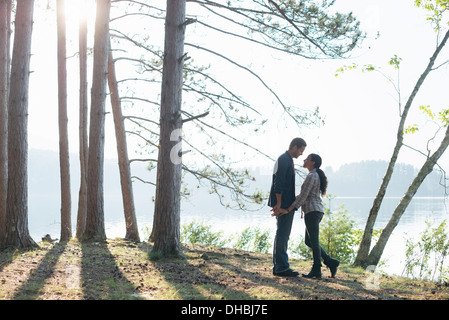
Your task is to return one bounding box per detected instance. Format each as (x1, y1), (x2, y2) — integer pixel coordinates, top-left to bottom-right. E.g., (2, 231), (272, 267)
(255, 0), (449, 171)
(26, 0), (449, 175)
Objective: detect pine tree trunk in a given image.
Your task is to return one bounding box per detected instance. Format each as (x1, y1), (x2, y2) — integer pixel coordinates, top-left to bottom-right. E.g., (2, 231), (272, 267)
(4, 0), (36, 249)
(82, 0), (110, 242)
(107, 46), (140, 242)
(76, 0), (88, 239)
(0, 0), (11, 246)
(365, 124), (449, 267)
(57, 0), (71, 242)
(150, 0), (186, 257)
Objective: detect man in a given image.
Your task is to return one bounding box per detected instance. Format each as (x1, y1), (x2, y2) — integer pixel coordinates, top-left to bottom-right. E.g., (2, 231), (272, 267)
(268, 137), (306, 277)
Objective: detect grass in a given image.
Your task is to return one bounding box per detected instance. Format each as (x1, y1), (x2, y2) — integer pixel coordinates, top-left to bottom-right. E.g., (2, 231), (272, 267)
(0, 238), (448, 300)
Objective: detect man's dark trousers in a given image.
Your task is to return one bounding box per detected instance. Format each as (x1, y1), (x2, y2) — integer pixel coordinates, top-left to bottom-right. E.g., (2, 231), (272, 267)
(273, 211), (295, 272)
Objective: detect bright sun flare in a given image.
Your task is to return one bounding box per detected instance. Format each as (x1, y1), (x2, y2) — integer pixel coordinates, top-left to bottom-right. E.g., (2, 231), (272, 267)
(61, 0), (97, 33)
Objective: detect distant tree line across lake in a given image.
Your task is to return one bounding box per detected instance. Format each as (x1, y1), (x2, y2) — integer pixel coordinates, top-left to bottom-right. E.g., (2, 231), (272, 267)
(28, 151), (445, 201)
(324, 160), (446, 198)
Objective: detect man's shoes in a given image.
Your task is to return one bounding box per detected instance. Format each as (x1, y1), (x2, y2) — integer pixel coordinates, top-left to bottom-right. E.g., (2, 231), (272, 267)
(273, 269), (299, 277)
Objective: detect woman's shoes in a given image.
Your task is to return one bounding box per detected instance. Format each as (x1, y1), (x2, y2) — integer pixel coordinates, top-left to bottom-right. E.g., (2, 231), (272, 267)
(302, 265), (322, 279)
(326, 258), (340, 278)
(275, 258), (340, 279)
(302, 271), (322, 279)
(302, 258), (340, 279)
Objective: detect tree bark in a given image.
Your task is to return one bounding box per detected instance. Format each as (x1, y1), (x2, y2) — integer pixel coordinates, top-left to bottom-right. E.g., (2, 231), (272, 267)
(0, 0), (11, 246)
(82, 0), (110, 242)
(107, 44), (140, 242)
(76, 0), (89, 239)
(353, 28), (449, 267)
(4, 0), (37, 249)
(150, 0), (186, 257)
(365, 124), (449, 267)
(57, 0), (71, 242)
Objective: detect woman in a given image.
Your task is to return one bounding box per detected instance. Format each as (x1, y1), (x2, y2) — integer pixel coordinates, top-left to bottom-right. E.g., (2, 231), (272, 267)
(272, 153), (340, 279)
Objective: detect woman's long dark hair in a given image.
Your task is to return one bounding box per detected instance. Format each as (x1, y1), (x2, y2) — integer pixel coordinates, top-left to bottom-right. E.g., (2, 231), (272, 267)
(310, 153), (327, 196)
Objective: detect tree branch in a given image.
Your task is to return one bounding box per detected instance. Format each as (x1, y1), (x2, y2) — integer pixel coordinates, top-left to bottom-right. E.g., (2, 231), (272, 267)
(184, 42), (298, 123)
(124, 115), (159, 126)
(182, 111), (209, 123)
(267, 0), (327, 56)
(132, 176), (156, 186)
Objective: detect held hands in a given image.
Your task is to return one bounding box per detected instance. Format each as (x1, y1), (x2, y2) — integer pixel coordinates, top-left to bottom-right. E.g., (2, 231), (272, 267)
(270, 206), (289, 217)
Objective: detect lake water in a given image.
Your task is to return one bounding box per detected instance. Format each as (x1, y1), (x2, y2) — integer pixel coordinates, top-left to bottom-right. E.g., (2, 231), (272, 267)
(28, 195), (449, 277)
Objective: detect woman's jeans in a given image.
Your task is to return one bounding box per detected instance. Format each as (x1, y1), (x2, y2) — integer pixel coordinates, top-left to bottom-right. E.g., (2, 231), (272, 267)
(273, 211), (294, 273)
(304, 211), (331, 267)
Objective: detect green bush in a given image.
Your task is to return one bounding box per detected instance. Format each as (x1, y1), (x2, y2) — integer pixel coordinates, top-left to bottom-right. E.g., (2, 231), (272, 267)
(233, 227), (271, 253)
(180, 220), (271, 254)
(320, 204), (362, 263)
(181, 220), (229, 247)
(403, 219), (449, 283)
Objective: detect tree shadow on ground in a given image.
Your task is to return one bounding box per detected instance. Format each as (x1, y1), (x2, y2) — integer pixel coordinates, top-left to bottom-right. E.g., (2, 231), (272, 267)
(164, 245), (403, 300)
(141, 244), (255, 300)
(80, 241), (141, 300)
(220, 255), (403, 300)
(12, 242), (67, 299)
(0, 247), (22, 273)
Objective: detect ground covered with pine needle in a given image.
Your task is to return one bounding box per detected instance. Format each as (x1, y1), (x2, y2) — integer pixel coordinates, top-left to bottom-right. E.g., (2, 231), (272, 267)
(0, 238), (448, 300)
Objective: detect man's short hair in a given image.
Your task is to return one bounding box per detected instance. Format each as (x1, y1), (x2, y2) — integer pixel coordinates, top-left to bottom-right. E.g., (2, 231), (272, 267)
(289, 137), (307, 150)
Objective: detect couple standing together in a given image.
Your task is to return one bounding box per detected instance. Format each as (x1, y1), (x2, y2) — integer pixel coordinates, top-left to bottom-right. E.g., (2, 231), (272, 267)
(268, 138), (340, 279)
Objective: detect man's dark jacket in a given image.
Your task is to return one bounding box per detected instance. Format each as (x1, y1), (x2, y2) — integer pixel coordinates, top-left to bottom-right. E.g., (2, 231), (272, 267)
(268, 151), (296, 210)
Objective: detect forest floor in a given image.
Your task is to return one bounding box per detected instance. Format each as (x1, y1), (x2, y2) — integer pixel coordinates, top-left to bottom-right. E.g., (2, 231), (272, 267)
(0, 238), (448, 301)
